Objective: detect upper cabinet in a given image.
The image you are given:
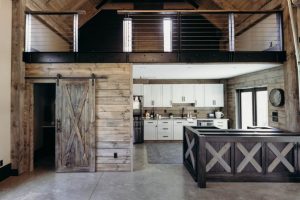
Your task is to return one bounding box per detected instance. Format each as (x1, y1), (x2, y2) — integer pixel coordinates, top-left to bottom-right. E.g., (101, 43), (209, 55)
(144, 84), (172, 107)
(194, 84), (205, 107)
(204, 84), (224, 107)
(133, 84), (143, 96)
(139, 83), (224, 108)
(143, 85), (162, 107)
(162, 84), (172, 107)
(172, 84), (195, 103)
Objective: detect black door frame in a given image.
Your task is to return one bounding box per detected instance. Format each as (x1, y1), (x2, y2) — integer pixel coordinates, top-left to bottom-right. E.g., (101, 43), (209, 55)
(237, 87), (268, 129)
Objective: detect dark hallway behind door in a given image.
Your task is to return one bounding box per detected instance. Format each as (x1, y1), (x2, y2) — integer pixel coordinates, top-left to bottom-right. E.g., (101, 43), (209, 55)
(34, 84), (56, 170)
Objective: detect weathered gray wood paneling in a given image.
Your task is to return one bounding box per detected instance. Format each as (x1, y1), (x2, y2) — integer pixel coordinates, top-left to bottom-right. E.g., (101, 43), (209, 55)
(25, 63), (133, 172)
(226, 66), (286, 130)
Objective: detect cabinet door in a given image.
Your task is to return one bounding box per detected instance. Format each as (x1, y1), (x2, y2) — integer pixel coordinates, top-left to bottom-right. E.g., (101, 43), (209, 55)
(213, 119), (228, 129)
(133, 84), (143, 96)
(172, 85), (183, 103)
(204, 84), (224, 107)
(143, 85), (153, 107)
(144, 121), (157, 140)
(173, 120), (185, 140)
(194, 84), (205, 107)
(184, 120), (197, 126)
(152, 85), (162, 107)
(162, 84), (172, 107)
(182, 84), (195, 103)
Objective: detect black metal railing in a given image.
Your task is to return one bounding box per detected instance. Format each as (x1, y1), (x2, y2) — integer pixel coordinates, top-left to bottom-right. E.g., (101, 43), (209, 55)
(124, 11), (283, 52)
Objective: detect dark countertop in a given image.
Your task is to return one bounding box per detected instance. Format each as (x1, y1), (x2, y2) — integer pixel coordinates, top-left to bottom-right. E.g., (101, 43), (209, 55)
(185, 126), (300, 136)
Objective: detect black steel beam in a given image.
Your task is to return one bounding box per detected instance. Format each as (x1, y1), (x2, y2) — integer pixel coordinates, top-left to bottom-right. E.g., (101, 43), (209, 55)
(23, 51), (287, 63)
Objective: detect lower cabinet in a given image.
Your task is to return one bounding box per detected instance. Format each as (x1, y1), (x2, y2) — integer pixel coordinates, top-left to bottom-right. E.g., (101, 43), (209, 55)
(213, 119), (228, 129)
(173, 120), (185, 140)
(174, 120), (197, 140)
(157, 120), (173, 140)
(144, 119), (226, 141)
(144, 120), (157, 140)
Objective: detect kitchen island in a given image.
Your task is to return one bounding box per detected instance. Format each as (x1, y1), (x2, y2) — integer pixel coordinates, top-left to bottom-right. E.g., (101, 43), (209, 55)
(183, 127), (300, 188)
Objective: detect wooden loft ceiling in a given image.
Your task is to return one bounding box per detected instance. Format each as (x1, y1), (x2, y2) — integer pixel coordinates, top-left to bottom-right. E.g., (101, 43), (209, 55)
(26, 0), (282, 41)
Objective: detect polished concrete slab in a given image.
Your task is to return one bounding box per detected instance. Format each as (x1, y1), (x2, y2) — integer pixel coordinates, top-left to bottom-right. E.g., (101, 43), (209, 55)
(1, 143), (300, 200)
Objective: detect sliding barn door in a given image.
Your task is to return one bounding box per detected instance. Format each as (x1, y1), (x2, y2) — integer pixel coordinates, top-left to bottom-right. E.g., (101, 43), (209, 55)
(56, 79), (95, 172)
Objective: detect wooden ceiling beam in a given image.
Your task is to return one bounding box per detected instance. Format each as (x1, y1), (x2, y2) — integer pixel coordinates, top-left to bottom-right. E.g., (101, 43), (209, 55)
(26, 0), (74, 43)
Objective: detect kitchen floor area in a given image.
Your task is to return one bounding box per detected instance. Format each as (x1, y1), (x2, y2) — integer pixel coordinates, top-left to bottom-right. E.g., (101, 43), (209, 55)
(1, 143), (300, 200)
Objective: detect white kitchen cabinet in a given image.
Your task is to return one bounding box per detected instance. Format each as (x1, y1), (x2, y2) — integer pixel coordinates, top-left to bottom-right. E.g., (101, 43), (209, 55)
(144, 120), (157, 140)
(184, 120), (197, 127)
(172, 84), (195, 104)
(173, 120), (185, 140)
(143, 85), (153, 107)
(213, 119), (228, 129)
(194, 84), (205, 107)
(143, 85), (162, 107)
(152, 85), (162, 107)
(173, 119), (197, 140)
(157, 120), (173, 140)
(133, 84), (143, 96)
(162, 84), (172, 107)
(204, 84), (224, 107)
(183, 85), (195, 103)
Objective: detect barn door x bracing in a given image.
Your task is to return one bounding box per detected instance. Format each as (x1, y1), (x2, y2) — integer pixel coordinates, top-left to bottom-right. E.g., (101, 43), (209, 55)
(56, 79), (95, 172)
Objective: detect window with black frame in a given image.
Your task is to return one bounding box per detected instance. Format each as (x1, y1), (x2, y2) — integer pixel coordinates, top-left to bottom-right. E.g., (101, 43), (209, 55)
(237, 87), (268, 129)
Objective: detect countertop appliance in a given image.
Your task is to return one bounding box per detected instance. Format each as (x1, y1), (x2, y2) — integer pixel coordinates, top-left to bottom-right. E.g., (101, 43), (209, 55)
(133, 96), (143, 144)
(197, 119), (215, 127)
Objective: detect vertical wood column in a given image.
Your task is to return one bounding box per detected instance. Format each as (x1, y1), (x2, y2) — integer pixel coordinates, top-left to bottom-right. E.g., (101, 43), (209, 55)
(11, 0), (26, 174)
(282, 0), (300, 132)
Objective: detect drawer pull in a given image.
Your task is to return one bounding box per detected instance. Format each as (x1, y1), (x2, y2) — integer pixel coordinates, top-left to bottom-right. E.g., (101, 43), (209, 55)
(147, 122), (153, 124)
(177, 122), (183, 124)
(163, 136), (168, 138)
(163, 122), (168, 124)
(163, 128), (168, 130)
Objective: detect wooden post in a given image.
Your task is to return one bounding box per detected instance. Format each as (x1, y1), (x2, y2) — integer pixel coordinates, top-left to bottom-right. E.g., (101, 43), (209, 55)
(282, 0), (300, 132)
(11, 0), (26, 174)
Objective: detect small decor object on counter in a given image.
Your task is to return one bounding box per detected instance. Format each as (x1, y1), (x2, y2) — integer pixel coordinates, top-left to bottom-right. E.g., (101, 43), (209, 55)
(215, 111), (224, 119)
(133, 96), (140, 109)
(145, 110), (150, 119)
(269, 88), (285, 107)
(207, 113), (215, 118)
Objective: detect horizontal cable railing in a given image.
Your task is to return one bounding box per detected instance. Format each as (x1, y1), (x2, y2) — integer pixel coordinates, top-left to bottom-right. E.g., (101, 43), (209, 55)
(24, 10), (283, 53)
(127, 11), (283, 52)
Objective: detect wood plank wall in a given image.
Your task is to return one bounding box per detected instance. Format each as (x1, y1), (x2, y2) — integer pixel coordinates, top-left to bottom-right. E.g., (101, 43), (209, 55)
(227, 66), (286, 130)
(25, 63), (133, 172)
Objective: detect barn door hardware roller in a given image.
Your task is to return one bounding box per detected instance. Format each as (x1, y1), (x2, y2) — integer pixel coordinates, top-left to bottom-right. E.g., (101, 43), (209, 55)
(56, 74), (62, 86)
(91, 73), (96, 86)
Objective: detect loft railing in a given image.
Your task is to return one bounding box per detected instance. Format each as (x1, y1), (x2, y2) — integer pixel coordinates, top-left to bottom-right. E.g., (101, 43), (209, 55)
(25, 11), (83, 52)
(121, 10), (284, 53)
(24, 10), (284, 53)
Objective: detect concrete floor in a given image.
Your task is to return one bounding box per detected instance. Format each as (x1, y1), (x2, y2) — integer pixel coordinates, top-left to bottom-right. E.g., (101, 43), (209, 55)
(1, 144), (300, 200)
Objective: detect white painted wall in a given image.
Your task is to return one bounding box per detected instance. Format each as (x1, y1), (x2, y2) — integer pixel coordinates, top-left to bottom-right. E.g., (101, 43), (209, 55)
(0, 0), (12, 168)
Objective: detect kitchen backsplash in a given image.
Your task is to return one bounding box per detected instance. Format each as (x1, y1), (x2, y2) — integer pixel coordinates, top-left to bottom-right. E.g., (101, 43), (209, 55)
(143, 104), (225, 119)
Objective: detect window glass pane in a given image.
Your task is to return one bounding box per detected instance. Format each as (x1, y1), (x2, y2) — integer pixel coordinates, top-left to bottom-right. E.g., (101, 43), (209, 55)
(241, 92), (253, 129)
(163, 18), (172, 52)
(256, 90), (269, 127)
(123, 18), (132, 52)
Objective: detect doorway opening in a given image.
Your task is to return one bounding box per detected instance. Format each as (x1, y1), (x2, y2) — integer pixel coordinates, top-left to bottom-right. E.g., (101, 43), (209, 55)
(33, 83), (56, 170)
(237, 87), (268, 129)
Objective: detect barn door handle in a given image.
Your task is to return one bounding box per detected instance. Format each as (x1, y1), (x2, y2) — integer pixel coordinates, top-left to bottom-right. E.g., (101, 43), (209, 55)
(57, 119), (62, 132)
